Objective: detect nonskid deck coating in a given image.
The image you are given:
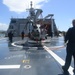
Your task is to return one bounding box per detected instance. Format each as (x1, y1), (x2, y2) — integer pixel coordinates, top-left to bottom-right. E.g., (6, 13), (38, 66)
(0, 37), (74, 75)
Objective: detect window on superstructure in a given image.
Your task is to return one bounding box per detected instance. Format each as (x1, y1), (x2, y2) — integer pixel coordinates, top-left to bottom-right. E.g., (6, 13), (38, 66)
(11, 20), (16, 23)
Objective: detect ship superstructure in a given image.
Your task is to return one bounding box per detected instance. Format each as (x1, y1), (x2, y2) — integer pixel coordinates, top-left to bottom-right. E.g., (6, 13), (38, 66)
(6, 1), (59, 38)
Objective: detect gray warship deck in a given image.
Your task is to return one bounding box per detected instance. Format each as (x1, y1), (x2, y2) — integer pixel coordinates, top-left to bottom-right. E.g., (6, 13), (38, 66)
(0, 37), (74, 75)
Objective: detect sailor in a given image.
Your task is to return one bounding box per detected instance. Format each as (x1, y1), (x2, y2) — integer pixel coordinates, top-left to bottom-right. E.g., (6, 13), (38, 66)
(62, 19), (75, 73)
(21, 31), (24, 40)
(8, 31), (13, 43)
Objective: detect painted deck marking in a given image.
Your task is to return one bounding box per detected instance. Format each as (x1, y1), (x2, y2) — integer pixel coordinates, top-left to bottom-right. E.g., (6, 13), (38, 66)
(0, 65), (20, 69)
(22, 60), (30, 63)
(12, 41), (23, 48)
(43, 46), (74, 75)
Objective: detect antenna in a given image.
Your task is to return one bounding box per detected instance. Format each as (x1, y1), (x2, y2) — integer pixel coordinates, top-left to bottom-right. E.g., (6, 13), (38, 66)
(30, 1), (32, 8)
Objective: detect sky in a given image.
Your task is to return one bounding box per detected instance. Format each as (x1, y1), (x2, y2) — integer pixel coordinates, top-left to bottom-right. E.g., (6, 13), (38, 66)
(0, 0), (75, 31)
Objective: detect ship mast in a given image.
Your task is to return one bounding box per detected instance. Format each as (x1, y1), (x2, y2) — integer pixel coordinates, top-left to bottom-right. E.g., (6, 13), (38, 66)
(30, 1), (32, 8)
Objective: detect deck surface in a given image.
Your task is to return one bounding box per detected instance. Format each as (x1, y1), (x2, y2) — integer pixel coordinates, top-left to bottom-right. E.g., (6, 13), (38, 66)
(0, 37), (74, 75)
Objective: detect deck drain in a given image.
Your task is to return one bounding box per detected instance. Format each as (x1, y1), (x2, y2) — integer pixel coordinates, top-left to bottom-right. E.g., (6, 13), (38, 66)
(24, 65), (31, 69)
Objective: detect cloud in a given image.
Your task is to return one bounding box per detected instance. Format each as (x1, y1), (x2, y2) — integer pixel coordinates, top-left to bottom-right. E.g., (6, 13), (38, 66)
(3, 0), (49, 13)
(0, 23), (8, 31)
